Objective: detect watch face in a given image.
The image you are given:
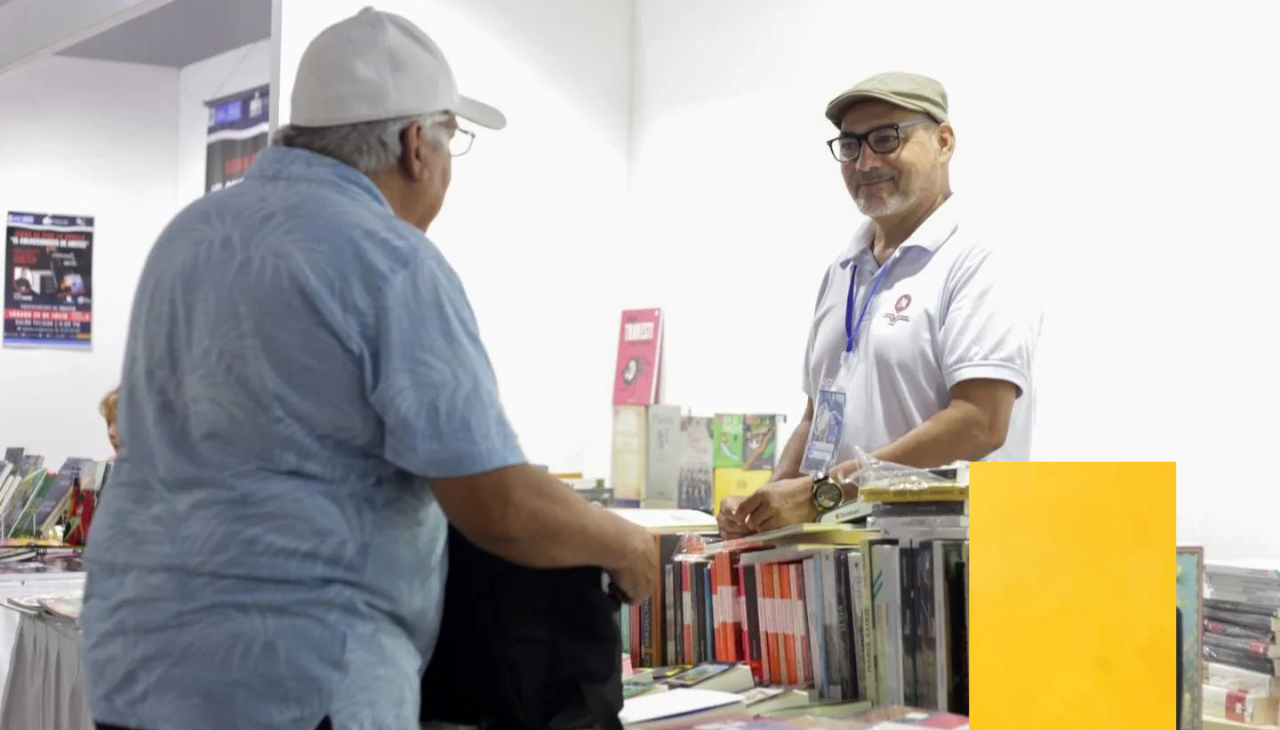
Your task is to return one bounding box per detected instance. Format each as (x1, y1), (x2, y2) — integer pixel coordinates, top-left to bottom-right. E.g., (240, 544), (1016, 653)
(815, 481), (843, 510)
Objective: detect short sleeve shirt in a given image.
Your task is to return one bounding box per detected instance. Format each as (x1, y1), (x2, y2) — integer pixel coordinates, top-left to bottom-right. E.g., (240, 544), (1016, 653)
(802, 195), (1039, 464)
(81, 146), (526, 730)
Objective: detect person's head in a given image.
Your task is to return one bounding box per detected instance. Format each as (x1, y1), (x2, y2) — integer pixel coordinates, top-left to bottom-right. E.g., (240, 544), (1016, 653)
(276, 8), (506, 231)
(824, 72), (955, 222)
(99, 387), (120, 452)
(14, 277), (30, 293)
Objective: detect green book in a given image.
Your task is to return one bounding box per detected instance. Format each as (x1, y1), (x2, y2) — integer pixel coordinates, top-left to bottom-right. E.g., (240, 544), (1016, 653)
(712, 414), (744, 468)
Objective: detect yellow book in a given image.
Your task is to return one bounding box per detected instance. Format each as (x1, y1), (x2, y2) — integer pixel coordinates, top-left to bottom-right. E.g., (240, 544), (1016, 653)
(711, 468), (770, 514)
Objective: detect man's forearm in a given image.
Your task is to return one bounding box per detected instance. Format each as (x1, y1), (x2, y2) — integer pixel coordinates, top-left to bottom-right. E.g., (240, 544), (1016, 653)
(770, 416), (812, 481)
(436, 465), (640, 571)
(834, 402), (1002, 478)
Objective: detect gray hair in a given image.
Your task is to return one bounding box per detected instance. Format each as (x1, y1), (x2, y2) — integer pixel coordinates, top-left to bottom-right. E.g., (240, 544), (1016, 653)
(273, 111), (452, 174)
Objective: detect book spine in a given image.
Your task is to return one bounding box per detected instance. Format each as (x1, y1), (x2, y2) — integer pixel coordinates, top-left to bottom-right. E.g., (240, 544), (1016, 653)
(1207, 608), (1274, 633)
(834, 549), (856, 700)
(790, 563), (809, 686)
(1206, 598), (1279, 618)
(774, 563), (791, 684)
(803, 557), (825, 697)
(744, 563), (763, 684)
(848, 550), (869, 701)
(860, 540), (881, 705)
(766, 563), (781, 684)
(1203, 683), (1278, 724)
(1204, 632), (1275, 659)
(1206, 619), (1273, 643)
(1204, 643), (1275, 675)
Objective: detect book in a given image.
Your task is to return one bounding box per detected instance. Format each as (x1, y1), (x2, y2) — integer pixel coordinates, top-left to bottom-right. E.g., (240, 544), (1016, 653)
(742, 415), (778, 471)
(646, 405), (684, 509)
(712, 469), (769, 515)
(619, 688), (746, 728)
(713, 414), (745, 469)
(665, 663), (755, 692)
(677, 416), (714, 513)
(612, 405), (649, 506)
(614, 308), (663, 406)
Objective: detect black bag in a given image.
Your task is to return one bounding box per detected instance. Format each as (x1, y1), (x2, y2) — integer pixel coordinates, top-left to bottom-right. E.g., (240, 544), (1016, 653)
(420, 526), (625, 730)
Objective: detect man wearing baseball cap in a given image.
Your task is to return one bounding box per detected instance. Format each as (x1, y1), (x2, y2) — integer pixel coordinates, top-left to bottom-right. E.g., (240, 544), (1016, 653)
(720, 72), (1040, 535)
(81, 8), (657, 730)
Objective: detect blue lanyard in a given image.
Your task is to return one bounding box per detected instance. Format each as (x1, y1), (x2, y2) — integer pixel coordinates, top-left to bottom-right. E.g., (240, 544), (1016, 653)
(844, 253), (898, 354)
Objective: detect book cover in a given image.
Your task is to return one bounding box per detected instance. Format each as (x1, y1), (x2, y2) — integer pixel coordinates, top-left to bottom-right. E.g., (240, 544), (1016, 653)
(613, 309), (662, 406)
(712, 414), (744, 468)
(743, 415), (778, 471)
(1178, 546), (1205, 730)
(611, 405), (648, 506)
(677, 416), (714, 513)
(712, 469), (769, 516)
(645, 405), (683, 509)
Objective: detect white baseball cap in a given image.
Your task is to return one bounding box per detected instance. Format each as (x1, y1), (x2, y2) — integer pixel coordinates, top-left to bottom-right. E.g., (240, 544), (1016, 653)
(290, 6), (506, 130)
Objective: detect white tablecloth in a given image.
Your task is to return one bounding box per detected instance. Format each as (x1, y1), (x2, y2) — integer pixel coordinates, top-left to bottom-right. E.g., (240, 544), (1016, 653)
(0, 573), (88, 730)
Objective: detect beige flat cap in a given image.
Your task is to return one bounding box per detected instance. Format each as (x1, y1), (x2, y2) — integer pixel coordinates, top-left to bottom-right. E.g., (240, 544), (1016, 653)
(825, 71), (949, 127)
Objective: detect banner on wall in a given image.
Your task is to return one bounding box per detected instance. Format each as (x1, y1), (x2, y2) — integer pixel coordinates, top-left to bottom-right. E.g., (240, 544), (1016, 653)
(3, 211), (94, 349)
(205, 84), (270, 193)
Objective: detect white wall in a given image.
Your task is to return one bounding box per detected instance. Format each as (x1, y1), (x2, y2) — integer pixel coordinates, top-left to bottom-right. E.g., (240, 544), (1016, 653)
(627, 0), (1277, 558)
(0, 56), (178, 463)
(278, 0), (634, 476)
(177, 39), (273, 207)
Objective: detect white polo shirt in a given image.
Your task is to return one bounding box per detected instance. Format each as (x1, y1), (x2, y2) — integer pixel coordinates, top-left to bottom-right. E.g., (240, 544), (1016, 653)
(801, 194), (1038, 464)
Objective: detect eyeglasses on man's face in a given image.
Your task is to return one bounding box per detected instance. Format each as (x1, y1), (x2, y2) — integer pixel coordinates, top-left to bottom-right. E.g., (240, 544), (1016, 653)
(826, 118), (933, 163)
(448, 127), (475, 157)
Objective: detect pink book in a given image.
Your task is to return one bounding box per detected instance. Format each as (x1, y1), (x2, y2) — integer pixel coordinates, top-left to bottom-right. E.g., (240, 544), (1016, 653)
(613, 308), (663, 405)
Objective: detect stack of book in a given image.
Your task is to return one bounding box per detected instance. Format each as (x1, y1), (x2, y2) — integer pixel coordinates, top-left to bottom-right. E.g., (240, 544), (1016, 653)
(1202, 562), (1280, 727)
(616, 491), (970, 716)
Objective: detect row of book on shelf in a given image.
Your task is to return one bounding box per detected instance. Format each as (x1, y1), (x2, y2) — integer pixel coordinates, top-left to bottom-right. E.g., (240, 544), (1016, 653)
(609, 406), (784, 514)
(610, 480), (970, 723)
(1178, 547), (1280, 730)
(0, 446), (111, 564)
(608, 307), (787, 516)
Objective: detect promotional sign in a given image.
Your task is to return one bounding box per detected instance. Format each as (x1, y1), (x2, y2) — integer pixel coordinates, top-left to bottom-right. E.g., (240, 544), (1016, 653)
(206, 84), (270, 193)
(4, 211), (94, 348)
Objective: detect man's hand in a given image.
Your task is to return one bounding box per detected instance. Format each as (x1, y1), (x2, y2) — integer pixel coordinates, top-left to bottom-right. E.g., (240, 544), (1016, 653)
(740, 476), (818, 533)
(605, 522), (660, 605)
(717, 495), (754, 539)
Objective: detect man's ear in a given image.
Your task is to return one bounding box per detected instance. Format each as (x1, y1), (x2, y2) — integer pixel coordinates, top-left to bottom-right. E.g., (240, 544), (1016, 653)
(936, 122), (956, 164)
(400, 121), (430, 182)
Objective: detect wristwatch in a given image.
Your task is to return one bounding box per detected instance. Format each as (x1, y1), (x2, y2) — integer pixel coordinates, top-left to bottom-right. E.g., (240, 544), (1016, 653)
(810, 471), (844, 513)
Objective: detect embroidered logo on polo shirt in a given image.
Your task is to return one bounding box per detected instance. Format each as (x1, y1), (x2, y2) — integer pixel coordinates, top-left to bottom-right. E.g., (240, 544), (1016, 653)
(884, 294), (912, 325)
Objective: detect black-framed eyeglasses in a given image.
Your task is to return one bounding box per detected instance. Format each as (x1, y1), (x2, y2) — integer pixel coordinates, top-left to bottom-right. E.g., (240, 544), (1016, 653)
(449, 127), (475, 157)
(826, 118), (933, 163)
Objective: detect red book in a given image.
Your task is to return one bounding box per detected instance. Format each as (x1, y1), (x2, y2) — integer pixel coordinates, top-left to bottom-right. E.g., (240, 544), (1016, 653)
(612, 309), (662, 405)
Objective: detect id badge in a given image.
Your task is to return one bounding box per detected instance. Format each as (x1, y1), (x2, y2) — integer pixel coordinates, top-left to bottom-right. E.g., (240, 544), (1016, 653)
(801, 388), (846, 474)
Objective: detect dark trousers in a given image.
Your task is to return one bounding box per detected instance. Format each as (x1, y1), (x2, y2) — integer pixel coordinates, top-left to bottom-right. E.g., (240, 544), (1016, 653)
(97, 719), (333, 730)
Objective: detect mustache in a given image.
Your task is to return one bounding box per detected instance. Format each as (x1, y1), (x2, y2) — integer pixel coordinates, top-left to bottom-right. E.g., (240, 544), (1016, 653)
(856, 173), (896, 186)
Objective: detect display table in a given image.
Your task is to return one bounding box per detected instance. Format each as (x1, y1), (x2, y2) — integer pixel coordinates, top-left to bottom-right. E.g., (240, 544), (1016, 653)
(0, 572), (89, 730)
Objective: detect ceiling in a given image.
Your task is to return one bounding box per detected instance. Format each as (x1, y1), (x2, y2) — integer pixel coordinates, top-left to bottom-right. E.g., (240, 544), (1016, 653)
(55, 0), (270, 68)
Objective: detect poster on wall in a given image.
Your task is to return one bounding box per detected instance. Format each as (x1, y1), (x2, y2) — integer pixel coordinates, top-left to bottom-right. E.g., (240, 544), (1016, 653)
(205, 84), (270, 193)
(4, 211), (94, 349)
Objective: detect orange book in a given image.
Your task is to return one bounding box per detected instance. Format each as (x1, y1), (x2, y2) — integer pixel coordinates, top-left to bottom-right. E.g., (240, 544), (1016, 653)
(779, 563), (797, 685)
(717, 552), (733, 662)
(765, 564), (781, 684)
(792, 563), (811, 686)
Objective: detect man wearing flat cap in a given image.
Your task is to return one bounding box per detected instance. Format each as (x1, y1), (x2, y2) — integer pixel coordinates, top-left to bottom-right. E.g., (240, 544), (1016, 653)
(721, 72), (1040, 535)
